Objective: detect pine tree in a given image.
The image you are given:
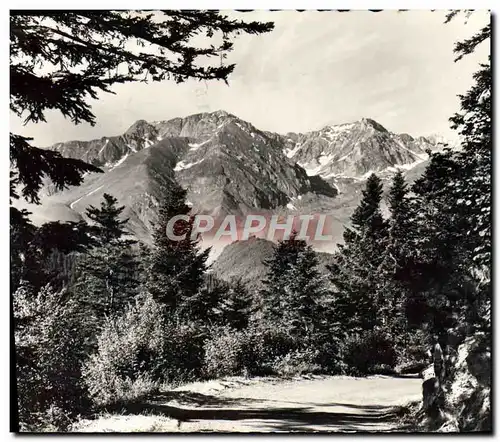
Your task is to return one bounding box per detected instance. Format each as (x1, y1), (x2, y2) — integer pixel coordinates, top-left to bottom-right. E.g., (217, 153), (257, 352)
(404, 14), (492, 334)
(85, 193), (131, 243)
(181, 274), (228, 324)
(328, 173), (388, 333)
(72, 194), (140, 320)
(382, 171), (418, 340)
(350, 173), (387, 241)
(260, 233), (304, 323)
(285, 246), (326, 338)
(449, 57), (491, 331)
(73, 243), (141, 319)
(147, 182), (210, 316)
(220, 278), (254, 330)
(328, 240), (379, 333)
(11, 218), (94, 292)
(260, 232), (325, 337)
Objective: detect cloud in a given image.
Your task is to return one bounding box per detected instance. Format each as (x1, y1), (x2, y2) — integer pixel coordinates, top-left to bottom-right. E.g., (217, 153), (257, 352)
(11, 10), (490, 146)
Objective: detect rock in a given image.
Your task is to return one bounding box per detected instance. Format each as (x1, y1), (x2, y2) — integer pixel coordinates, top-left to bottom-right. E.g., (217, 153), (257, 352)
(421, 364), (435, 381)
(422, 376), (444, 419)
(444, 333), (491, 432)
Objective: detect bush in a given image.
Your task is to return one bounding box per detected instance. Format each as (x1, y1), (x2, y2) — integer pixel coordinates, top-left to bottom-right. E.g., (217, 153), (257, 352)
(394, 329), (430, 374)
(14, 283), (87, 430)
(203, 323), (303, 378)
(203, 326), (249, 378)
(343, 329), (397, 375)
(250, 323), (299, 366)
(160, 320), (208, 383)
(82, 293), (165, 406)
(309, 330), (345, 374)
(270, 348), (322, 377)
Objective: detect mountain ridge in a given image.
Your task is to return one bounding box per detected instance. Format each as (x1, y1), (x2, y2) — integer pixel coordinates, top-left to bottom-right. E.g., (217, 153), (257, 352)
(17, 110), (456, 263)
(48, 110), (451, 181)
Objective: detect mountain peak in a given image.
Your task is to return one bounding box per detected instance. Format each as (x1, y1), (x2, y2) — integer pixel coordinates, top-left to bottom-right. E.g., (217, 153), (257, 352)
(125, 119), (156, 136)
(211, 109), (232, 117)
(359, 118), (388, 132)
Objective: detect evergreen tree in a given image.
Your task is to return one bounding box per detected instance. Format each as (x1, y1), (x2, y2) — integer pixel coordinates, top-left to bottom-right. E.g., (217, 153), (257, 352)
(328, 239), (379, 333)
(85, 193), (131, 243)
(73, 243), (141, 319)
(220, 278), (254, 330)
(328, 174), (388, 333)
(382, 171), (419, 339)
(402, 14), (491, 334)
(11, 218), (94, 292)
(260, 232), (325, 337)
(349, 173), (387, 242)
(72, 194), (140, 320)
(260, 233), (304, 322)
(182, 274), (228, 324)
(147, 182), (210, 316)
(449, 56), (491, 331)
(285, 246), (326, 338)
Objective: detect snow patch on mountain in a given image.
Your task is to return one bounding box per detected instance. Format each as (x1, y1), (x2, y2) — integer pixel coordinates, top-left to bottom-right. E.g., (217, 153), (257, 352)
(285, 143), (303, 158)
(111, 153), (129, 169)
(98, 139), (109, 155)
(189, 139), (210, 151)
(70, 185), (104, 209)
(174, 158), (205, 171)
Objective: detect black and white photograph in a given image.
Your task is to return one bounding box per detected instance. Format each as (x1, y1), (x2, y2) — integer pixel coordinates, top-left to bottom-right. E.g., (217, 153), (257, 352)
(9, 7), (491, 433)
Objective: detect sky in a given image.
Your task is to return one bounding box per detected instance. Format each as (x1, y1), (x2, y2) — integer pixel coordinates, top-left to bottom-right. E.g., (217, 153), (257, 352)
(11, 10), (490, 146)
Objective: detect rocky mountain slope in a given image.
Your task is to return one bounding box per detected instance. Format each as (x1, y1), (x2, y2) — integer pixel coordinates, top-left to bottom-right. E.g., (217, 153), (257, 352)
(19, 110), (453, 266)
(41, 111), (337, 231)
(281, 118), (447, 179)
(211, 237), (336, 292)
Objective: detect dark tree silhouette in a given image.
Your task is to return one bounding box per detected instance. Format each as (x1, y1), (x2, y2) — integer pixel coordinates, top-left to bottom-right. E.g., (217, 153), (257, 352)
(85, 193), (132, 243)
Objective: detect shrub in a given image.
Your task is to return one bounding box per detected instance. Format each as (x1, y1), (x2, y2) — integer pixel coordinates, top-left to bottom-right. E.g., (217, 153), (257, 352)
(308, 330), (345, 374)
(270, 348), (322, 377)
(202, 321), (335, 378)
(160, 320), (208, 383)
(250, 323), (299, 365)
(203, 326), (248, 378)
(82, 293), (165, 406)
(394, 329), (430, 374)
(343, 329), (397, 375)
(14, 283), (87, 430)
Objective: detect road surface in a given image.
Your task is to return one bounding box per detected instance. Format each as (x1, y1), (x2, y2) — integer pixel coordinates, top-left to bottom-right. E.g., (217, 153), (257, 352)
(77, 375), (422, 433)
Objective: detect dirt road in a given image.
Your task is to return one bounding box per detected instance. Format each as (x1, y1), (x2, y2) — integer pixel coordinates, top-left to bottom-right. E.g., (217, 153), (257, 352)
(76, 375), (422, 433)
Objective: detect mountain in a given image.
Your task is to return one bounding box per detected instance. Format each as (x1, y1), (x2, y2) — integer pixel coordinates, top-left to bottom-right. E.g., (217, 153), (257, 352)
(20, 110), (448, 265)
(211, 236), (336, 292)
(29, 111), (339, 243)
(281, 118), (442, 179)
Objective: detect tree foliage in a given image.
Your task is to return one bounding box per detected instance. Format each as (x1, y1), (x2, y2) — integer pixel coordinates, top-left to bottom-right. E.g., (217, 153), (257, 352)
(72, 194), (140, 320)
(146, 182), (210, 315)
(85, 193), (132, 243)
(329, 174), (388, 332)
(261, 232), (326, 338)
